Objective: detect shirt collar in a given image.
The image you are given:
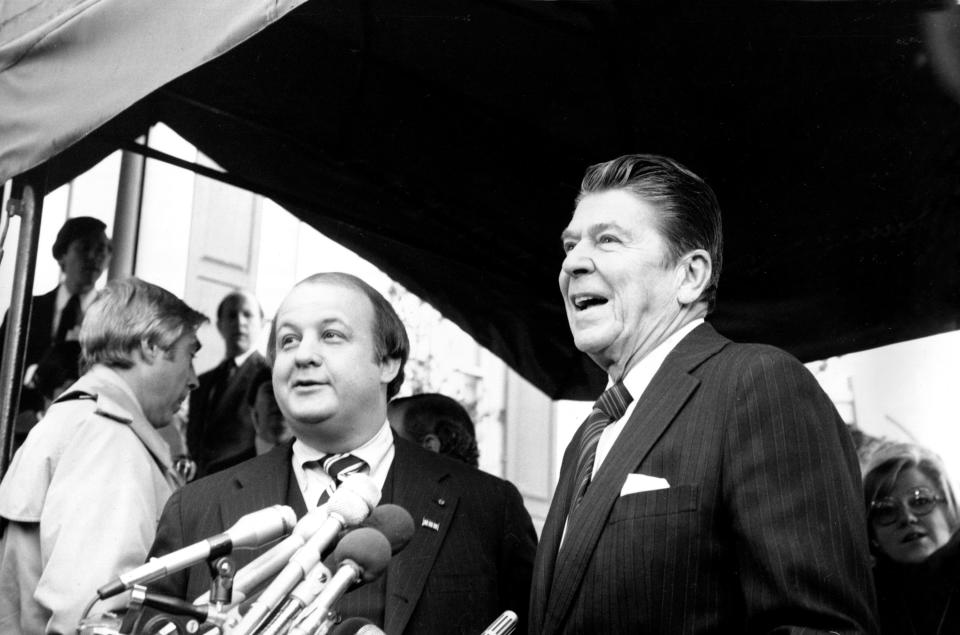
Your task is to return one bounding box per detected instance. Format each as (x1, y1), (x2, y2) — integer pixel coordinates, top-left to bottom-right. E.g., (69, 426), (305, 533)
(232, 348), (256, 368)
(618, 318), (704, 402)
(292, 418), (395, 472)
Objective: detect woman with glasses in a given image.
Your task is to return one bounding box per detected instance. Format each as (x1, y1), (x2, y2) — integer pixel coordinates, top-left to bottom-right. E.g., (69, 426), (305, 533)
(863, 442), (960, 634)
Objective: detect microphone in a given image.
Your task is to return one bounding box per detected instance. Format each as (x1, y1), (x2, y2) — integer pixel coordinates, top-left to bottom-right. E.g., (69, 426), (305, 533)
(481, 610), (519, 635)
(97, 505), (296, 599)
(198, 473), (380, 605)
(329, 617), (387, 634)
(230, 476), (381, 635)
(357, 504), (415, 555)
(288, 527), (392, 635)
(250, 560), (332, 635)
(259, 504), (412, 635)
(127, 586), (232, 628)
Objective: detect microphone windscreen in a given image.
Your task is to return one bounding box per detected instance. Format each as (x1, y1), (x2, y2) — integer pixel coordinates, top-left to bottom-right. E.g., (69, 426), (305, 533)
(362, 505), (415, 555)
(327, 474), (380, 525)
(333, 527), (392, 582)
(229, 505), (298, 549)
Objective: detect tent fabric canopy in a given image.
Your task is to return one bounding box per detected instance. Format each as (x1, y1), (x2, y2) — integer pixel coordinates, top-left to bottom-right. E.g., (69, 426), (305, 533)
(4, 0), (960, 399)
(0, 0), (309, 182)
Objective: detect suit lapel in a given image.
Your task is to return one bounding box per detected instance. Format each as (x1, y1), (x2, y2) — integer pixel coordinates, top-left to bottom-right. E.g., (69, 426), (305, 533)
(384, 438), (458, 635)
(530, 432), (580, 631)
(217, 441), (306, 532)
(542, 323), (728, 633)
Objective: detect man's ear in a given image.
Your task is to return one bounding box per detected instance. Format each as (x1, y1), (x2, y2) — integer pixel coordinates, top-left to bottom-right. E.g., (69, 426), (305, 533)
(380, 356), (401, 385)
(676, 249), (712, 305)
(139, 339), (160, 365)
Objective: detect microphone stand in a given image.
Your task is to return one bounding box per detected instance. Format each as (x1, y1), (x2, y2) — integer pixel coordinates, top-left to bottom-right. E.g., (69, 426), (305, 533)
(116, 555), (238, 634)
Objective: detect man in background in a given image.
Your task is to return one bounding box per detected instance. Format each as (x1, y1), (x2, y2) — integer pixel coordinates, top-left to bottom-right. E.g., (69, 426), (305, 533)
(186, 289), (268, 476)
(0, 216), (112, 370)
(0, 216), (111, 446)
(529, 154), (877, 634)
(0, 277), (205, 634)
(150, 272), (536, 634)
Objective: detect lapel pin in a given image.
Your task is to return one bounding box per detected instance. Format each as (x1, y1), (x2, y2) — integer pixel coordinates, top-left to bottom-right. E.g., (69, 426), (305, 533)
(422, 518), (440, 531)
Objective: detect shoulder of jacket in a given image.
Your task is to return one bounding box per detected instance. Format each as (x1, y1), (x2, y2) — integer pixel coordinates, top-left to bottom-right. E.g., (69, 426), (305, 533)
(55, 390), (134, 425)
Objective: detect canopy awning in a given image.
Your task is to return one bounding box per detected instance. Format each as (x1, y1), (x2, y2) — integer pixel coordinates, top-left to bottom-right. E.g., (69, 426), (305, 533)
(0, 0), (308, 182)
(2, 1), (959, 399)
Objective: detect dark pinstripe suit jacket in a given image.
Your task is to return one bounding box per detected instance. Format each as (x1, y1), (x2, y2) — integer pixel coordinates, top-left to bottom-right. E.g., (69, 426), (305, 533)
(149, 435), (537, 635)
(530, 323), (878, 634)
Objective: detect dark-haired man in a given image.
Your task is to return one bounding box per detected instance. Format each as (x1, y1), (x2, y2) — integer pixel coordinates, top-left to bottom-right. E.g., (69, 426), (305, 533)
(186, 290), (268, 476)
(150, 272), (536, 634)
(529, 154), (877, 634)
(0, 216), (111, 378)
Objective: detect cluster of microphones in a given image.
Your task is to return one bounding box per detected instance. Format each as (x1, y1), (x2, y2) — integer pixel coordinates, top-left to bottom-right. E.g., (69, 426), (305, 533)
(81, 474), (518, 635)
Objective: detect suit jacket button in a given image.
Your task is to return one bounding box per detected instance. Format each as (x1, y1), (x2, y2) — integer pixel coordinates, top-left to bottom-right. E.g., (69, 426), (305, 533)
(435, 497), (446, 506)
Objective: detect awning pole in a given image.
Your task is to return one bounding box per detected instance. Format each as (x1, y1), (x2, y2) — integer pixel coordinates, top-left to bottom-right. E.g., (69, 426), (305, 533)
(0, 169), (46, 478)
(109, 139), (147, 280)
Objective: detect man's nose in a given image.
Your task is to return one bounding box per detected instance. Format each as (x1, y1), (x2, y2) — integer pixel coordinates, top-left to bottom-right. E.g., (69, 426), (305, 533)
(187, 365), (199, 390)
(294, 337), (321, 366)
(561, 243), (596, 277)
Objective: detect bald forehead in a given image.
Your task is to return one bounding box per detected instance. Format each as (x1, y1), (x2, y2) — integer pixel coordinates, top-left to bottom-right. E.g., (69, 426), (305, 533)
(218, 292), (261, 319)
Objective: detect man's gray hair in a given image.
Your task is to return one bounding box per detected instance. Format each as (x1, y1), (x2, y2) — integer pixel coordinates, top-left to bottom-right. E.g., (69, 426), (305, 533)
(80, 278), (207, 371)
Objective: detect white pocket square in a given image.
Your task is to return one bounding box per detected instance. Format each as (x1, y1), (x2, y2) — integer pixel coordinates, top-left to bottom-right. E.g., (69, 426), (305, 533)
(620, 473), (670, 496)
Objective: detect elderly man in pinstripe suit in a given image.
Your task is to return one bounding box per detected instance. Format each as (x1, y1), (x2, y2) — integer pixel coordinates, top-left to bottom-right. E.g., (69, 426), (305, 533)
(530, 154), (877, 634)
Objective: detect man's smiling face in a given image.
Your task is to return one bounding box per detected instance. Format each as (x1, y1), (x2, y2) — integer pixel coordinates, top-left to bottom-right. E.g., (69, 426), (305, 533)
(559, 189), (682, 373)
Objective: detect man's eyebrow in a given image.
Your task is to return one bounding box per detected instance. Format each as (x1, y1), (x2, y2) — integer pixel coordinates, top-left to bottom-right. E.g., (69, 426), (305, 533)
(275, 317), (348, 330)
(560, 221), (624, 242)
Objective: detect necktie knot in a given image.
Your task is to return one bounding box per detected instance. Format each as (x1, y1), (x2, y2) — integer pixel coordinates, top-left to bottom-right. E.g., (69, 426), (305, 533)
(311, 453), (369, 506)
(593, 381), (632, 422)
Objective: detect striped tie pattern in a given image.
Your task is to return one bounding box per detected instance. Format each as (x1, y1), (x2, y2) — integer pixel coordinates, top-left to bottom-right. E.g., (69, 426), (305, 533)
(314, 453), (370, 506)
(569, 382), (633, 512)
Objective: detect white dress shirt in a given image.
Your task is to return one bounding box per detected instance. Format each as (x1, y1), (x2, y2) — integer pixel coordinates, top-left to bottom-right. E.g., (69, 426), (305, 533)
(592, 318), (704, 477)
(291, 420), (395, 508)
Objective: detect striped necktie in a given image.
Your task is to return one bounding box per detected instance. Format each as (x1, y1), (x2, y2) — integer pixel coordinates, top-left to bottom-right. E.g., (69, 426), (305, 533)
(314, 453), (370, 506)
(569, 381), (633, 512)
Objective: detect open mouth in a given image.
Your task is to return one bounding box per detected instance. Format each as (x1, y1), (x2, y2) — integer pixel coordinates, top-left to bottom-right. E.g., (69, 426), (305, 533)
(571, 294), (608, 311)
(901, 531), (927, 544)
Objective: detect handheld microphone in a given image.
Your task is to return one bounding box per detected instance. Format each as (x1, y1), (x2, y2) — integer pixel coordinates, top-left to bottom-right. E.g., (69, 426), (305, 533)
(230, 476), (381, 635)
(196, 473), (380, 606)
(481, 610), (519, 635)
(98, 505), (296, 599)
(288, 527), (392, 635)
(129, 586), (231, 628)
(260, 504), (412, 635)
(329, 617), (387, 634)
(198, 505), (329, 605)
(251, 560), (332, 635)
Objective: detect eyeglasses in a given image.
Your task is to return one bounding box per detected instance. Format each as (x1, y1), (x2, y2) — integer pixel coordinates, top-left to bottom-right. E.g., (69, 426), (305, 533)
(870, 486), (945, 526)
